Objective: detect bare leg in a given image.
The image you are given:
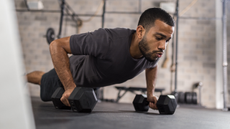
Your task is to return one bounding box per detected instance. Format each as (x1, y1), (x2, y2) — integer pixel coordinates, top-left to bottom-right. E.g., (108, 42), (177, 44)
(27, 71), (45, 85)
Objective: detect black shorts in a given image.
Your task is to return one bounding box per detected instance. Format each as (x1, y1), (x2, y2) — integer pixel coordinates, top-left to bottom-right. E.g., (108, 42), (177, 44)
(40, 68), (63, 101)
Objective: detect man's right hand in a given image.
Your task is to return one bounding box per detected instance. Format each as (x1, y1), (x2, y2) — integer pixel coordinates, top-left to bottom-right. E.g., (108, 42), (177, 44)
(60, 87), (75, 107)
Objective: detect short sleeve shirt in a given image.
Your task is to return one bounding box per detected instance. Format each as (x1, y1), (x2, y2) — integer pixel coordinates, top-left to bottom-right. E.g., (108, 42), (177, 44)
(69, 28), (158, 87)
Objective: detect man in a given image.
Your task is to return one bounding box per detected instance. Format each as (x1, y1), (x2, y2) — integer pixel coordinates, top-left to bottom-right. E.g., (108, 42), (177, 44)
(27, 8), (174, 110)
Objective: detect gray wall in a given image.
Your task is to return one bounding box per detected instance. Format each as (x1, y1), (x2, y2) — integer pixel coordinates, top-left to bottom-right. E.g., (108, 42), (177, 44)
(15, 0), (230, 108)
(227, 1), (230, 107)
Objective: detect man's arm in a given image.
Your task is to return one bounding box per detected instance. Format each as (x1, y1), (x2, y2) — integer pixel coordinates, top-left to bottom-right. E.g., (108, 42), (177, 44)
(49, 36), (76, 106)
(145, 66), (158, 110)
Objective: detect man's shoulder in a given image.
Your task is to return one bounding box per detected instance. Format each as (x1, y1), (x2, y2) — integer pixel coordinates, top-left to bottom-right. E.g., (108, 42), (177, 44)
(94, 28), (135, 38)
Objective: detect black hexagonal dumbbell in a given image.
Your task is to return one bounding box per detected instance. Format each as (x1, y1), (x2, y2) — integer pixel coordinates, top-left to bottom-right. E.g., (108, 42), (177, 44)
(51, 87), (98, 113)
(133, 94), (177, 115)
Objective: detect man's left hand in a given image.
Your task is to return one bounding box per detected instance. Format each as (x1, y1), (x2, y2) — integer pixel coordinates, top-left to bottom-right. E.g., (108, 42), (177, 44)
(147, 95), (158, 110)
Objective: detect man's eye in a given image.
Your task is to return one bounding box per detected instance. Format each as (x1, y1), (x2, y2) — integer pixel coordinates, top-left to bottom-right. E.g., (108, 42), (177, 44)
(156, 37), (163, 40)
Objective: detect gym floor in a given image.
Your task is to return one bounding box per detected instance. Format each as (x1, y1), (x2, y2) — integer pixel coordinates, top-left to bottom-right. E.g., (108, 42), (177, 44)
(31, 97), (230, 129)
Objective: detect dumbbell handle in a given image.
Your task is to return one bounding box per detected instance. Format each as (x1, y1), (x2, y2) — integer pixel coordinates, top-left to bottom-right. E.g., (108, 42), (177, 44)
(145, 100), (159, 108)
(143, 95), (159, 104)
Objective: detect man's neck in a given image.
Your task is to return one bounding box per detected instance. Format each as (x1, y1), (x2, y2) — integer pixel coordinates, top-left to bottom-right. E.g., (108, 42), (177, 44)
(130, 32), (143, 59)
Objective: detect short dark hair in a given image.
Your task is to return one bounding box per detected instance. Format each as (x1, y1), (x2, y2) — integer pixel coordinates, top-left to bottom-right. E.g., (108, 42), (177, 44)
(138, 8), (174, 30)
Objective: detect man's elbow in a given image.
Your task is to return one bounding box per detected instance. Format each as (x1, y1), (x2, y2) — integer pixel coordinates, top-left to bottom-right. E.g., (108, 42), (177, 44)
(49, 37), (72, 54)
(49, 40), (59, 55)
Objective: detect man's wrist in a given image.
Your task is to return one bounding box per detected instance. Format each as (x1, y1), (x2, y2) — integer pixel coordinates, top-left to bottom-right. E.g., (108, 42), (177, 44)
(64, 81), (76, 90)
(147, 89), (154, 96)
(147, 92), (153, 99)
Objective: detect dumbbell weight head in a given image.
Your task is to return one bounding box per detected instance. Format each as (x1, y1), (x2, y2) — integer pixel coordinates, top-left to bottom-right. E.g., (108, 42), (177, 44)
(157, 95), (177, 115)
(132, 94), (149, 112)
(68, 87), (98, 113)
(51, 87), (71, 109)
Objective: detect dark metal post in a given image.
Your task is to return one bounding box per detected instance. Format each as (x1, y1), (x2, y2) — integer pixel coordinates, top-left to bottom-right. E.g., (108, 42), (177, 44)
(139, 0), (142, 13)
(57, 0), (65, 39)
(170, 33), (175, 91)
(174, 0), (179, 93)
(24, 0), (30, 11)
(102, 0), (106, 28)
(222, 0), (228, 111)
(98, 0), (106, 101)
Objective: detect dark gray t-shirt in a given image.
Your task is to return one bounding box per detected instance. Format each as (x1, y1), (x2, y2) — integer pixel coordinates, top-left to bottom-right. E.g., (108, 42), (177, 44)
(69, 28), (158, 87)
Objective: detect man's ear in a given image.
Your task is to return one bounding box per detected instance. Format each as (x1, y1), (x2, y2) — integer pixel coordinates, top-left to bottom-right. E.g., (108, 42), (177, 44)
(136, 25), (146, 39)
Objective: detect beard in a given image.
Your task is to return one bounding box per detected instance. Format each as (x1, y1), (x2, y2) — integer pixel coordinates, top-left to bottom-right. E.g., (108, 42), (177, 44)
(139, 36), (159, 62)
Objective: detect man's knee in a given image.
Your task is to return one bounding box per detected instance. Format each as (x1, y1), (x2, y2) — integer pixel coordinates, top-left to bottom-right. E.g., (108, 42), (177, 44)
(40, 93), (52, 102)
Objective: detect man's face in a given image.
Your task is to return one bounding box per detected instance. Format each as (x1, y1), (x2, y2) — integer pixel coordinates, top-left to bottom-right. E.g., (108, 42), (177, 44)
(139, 19), (174, 62)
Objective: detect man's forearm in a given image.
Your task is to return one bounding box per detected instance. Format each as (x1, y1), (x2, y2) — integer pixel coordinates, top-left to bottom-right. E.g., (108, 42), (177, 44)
(145, 66), (157, 99)
(49, 40), (76, 90)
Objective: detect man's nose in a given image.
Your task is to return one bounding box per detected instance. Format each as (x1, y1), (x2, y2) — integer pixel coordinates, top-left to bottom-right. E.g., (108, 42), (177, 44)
(158, 41), (166, 51)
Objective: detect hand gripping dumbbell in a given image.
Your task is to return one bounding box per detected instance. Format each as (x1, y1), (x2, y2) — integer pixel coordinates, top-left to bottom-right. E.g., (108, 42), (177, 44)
(51, 87), (98, 113)
(132, 94), (177, 115)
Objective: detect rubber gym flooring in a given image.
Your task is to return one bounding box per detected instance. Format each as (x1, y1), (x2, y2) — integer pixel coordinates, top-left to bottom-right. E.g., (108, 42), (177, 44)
(31, 97), (230, 129)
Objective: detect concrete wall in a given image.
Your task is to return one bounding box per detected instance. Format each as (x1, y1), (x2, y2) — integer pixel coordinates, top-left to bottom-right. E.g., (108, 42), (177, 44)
(15, 0), (230, 108)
